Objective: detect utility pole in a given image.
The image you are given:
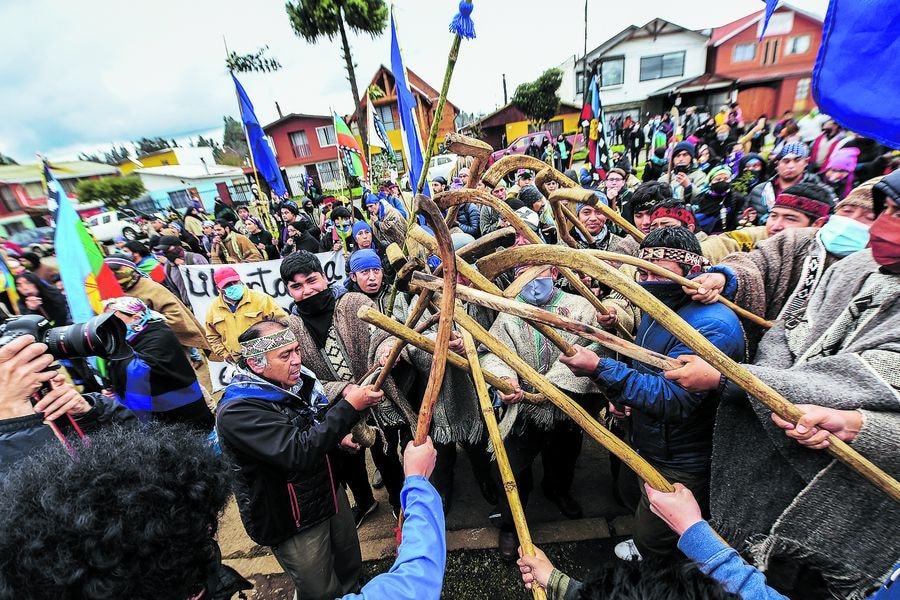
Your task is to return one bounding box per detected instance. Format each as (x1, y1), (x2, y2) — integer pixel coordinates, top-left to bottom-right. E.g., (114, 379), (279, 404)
(502, 73), (508, 105)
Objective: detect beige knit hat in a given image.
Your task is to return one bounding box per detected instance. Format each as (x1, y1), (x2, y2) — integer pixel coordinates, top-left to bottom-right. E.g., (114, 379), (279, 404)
(836, 176), (883, 211)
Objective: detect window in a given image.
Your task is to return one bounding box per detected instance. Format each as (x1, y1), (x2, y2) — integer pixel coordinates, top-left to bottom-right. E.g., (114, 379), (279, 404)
(732, 43), (756, 63)
(530, 120), (564, 137)
(316, 160), (342, 187)
(599, 57), (624, 87)
(24, 182), (43, 199)
(316, 125), (336, 147)
(289, 130), (311, 158)
(786, 35), (811, 55)
(0, 187), (19, 213)
(639, 51), (685, 81)
(101, 214), (112, 225)
(575, 72), (585, 95)
(762, 38), (780, 65)
(167, 190), (192, 209)
(376, 105), (396, 131)
(795, 77), (811, 101)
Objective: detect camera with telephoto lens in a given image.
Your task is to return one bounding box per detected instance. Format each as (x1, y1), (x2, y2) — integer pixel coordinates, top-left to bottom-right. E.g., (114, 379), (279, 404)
(0, 313), (131, 361)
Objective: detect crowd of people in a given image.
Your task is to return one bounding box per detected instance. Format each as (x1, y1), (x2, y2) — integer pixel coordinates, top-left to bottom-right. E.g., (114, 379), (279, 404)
(0, 105), (898, 600)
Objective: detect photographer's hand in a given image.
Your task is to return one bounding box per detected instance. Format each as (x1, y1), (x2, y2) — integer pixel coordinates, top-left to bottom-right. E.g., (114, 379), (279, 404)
(33, 375), (91, 422)
(0, 335), (56, 419)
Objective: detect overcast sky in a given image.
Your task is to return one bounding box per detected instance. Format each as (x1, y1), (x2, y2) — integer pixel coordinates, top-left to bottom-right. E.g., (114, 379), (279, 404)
(0, 0), (828, 162)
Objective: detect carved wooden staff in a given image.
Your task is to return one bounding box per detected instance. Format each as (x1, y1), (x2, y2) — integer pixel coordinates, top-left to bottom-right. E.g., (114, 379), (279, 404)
(412, 272), (679, 372)
(480, 154), (553, 188)
(443, 132), (494, 226)
(457, 226), (516, 261)
(549, 186), (645, 242)
(459, 328), (547, 600)
(358, 305), (543, 403)
(477, 245), (900, 502)
(584, 249), (773, 329)
(503, 265), (551, 299)
(433, 185), (633, 340)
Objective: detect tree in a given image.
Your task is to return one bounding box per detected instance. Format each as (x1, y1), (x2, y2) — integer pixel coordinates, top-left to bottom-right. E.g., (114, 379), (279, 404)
(286, 0), (389, 159)
(0, 152), (18, 165)
(133, 137), (172, 155)
(75, 176), (145, 210)
(226, 45), (282, 73)
(77, 145), (131, 166)
(222, 116), (250, 165)
(511, 68), (563, 129)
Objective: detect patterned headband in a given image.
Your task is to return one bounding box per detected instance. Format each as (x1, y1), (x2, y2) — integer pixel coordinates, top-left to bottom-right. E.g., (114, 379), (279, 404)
(650, 206), (697, 228)
(774, 193), (831, 219)
(639, 246), (709, 275)
(240, 327), (297, 358)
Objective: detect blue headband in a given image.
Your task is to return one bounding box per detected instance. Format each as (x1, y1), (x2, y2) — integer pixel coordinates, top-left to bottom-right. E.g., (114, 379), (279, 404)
(349, 249), (381, 273)
(352, 221), (372, 238)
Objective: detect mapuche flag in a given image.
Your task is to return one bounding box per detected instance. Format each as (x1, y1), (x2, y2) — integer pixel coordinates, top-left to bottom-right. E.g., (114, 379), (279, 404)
(334, 112), (368, 182)
(46, 159), (123, 323)
(581, 74), (610, 171)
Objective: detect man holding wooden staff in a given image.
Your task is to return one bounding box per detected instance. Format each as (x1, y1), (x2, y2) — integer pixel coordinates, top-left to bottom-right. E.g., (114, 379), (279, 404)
(665, 189), (900, 598)
(559, 226), (745, 561)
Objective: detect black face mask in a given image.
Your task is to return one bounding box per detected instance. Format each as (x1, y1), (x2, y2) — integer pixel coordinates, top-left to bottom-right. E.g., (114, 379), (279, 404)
(710, 181), (730, 195)
(639, 280), (688, 309)
(294, 285), (336, 316)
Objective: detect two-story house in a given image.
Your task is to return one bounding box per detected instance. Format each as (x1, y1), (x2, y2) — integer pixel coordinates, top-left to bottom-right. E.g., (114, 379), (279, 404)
(263, 113), (343, 195)
(572, 19), (711, 121)
(709, 4), (823, 121)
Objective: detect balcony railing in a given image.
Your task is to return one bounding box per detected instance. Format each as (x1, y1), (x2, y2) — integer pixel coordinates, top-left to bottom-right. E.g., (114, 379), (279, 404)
(292, 143), (312, 158)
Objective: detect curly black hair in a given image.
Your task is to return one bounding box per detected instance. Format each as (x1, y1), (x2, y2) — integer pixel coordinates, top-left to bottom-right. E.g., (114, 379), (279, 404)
(577, 558), (739, 600)
(631, 181), (673, 213)
(280, 249), (324, 282)
(0, 424), (231, 600)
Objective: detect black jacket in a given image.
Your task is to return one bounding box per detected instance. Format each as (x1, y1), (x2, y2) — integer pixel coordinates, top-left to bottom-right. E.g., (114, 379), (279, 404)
(0, 393), (136, 475)
(215, 370), (360, 546)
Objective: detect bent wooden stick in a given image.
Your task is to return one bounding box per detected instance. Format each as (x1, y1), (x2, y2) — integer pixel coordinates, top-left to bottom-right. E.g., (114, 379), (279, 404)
(457, 226), (516, 262)
(431, 188), (632, 338)
(452, 305), (674, 492)
(459, 328), (547, 600)
(412, 195), (457, 445)
(549, 187), (645, 242)
(503, 265), (551, 299)
(358, 305), (542, 404)
(584, 249), (773, 329)
(478, 245), (900, 502)
(480, 154), (552, 188)
(413, 272), (679, 372)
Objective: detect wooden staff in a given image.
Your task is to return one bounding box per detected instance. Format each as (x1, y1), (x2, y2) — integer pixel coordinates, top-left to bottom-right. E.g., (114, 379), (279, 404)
(476, 244), (900, 502)
(410, 196), (456, 445)
(432, 188), (633, 339)
(413, 272), (679, 372)
(458, 328), (547, 600)
(584, 249), (773, 329)
(358, 305), (542, 404)
(534, 165), (579, 191)
(452, 305), (674, 492)
(443, 133), (493, 227)
(457, 226), (516, 262)
(408, 225), (576, 357)
(480, 154), (551, 188)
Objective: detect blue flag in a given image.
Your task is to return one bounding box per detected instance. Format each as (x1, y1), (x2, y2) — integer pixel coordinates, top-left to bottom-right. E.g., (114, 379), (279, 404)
(813, 0), (900, 148)
(231, 73), (287, 197)
(390, 11), (430, 197)
(758, 0), (780, 41)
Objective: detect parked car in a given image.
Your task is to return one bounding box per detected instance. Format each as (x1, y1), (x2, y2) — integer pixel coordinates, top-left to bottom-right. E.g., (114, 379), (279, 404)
(86, 211), (145, 242)
(9, 227), (54, 257)
(400, 153), (460, 190)
(487, 131), (580, 165)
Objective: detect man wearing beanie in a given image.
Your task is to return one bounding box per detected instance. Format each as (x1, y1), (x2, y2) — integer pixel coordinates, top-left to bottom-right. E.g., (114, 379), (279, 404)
(765, 181), (835, 237)
(480, 180), (509, 236)
(658, 141), (709, 203)
(569, 195), (626, 253)
(560, 226), (744, 562)
(689, 177), (880, 354)
(279, 201), (314, 250)
(601, 168), (631, 212)
(747, 142), (836, 224)
(204, 266), (288, 363)
(363, 192), (406, 248)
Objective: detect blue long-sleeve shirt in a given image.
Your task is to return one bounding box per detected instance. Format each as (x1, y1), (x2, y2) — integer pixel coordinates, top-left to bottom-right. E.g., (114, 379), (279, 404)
(341, 475), (446, 600)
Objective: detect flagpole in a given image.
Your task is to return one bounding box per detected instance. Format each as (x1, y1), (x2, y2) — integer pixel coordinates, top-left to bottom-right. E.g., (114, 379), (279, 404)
(331, 109), (351, 200)
(224, 37), (277, 238)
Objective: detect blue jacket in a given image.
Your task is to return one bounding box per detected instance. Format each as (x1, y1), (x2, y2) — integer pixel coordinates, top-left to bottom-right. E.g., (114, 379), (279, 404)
(455, 203), (481, 237)
(591, 299), (744, 472)
(342, 475), (446, 600)
(680, 521), (900, 599)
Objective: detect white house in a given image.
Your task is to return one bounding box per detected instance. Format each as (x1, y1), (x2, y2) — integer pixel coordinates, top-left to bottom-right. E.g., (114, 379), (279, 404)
(572, 19), (711, 119)
(133, 164), (247, 212)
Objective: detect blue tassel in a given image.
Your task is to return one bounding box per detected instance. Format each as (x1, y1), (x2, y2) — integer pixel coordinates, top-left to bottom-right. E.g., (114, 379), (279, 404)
(449, 1), (476, 39)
